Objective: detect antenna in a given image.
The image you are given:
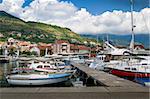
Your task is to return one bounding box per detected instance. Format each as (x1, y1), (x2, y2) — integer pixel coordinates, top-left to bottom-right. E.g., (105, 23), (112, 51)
(129, 0), (135, 50)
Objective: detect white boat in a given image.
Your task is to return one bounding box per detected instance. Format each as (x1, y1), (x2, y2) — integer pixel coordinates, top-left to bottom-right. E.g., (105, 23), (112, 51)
(108, 59), (150, 86)
(89, 54), (106, 70)
(89, 40), (150, 72)
(28, 61), (75, 73)
(89, 0), (150, 86)
(55, 53), (91, 64)
(11, 60), (74, 74)
(89, 53), (122, 71)
(6, 73), (71, 85)
(108, 0), (150, 86)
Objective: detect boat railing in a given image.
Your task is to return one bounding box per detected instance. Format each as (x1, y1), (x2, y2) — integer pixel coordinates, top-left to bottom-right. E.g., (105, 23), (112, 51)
(105, 62), (120, 68)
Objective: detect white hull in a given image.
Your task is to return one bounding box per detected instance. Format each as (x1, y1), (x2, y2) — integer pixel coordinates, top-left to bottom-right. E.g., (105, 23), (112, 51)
(7, 77), (68, 85)
(144, 82), (150, 87)
(35, 69), (75, 74)
(6, 73), (70, 85)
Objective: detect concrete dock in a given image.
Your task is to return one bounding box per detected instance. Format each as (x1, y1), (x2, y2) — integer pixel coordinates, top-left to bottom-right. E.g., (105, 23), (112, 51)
(0, 87), (149, 99)
(0, 63), (149, 99)
(71, 63), (142, 87)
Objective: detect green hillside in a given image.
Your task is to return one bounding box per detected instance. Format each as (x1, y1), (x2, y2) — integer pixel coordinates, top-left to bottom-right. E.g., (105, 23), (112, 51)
(0, 11), (89, 44)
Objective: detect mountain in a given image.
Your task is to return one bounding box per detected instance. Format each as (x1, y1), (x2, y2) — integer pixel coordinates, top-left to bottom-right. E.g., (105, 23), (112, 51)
(81, 34), (150, 49)
(0, 11), (90, 44)
(0, 11), (20, 19)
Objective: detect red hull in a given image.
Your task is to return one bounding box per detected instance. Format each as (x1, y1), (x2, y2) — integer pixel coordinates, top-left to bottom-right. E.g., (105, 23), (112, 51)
(111, 69), (150, 78)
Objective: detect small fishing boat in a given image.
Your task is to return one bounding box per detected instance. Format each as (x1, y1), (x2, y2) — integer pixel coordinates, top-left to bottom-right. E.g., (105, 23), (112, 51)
(6, 72), (71, 85)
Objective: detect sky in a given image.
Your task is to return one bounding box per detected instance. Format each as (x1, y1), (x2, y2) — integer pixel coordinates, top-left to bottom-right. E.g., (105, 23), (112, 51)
(22, 0), (149, 15)
(60, 0), (149, 14)
(0, 0), (150, 34)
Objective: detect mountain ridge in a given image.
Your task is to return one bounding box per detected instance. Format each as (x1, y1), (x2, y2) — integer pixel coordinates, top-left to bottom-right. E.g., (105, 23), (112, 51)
(0, 11), (93, 44)
(81, 34), (150, 48)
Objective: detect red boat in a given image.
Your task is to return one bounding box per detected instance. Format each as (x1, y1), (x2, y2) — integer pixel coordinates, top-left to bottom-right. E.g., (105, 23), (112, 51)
(111, 69), (150, 78)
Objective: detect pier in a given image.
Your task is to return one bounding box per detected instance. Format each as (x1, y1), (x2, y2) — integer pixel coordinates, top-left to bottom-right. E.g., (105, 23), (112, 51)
(0, 63), (149, 99)
(0, 87), (149, 99)
(71, 62), (142, 87)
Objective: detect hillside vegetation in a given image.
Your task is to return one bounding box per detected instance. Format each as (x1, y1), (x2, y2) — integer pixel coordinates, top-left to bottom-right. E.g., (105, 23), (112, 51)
(0, 11), (91, 44)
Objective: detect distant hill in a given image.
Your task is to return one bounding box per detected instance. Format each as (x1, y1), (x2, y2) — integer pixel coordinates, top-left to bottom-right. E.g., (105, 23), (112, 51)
(81, 34), (150, 49)
(0, 11), (91, 44)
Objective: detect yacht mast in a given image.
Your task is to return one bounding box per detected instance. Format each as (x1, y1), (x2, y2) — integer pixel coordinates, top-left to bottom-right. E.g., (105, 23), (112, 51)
(96, 34), (99, 43)
(106, 33), (109, 42)
(129, 0), (135, 50)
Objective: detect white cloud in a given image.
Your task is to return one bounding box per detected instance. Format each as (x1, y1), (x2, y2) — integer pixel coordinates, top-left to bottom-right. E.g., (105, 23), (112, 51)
(0, 0), (149, 34)
(0, 0), (24, 16)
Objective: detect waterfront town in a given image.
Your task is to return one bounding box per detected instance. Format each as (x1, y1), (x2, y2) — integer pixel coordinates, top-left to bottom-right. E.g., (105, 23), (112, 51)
(0, 37), (146, 58)
(0, 37), (149, 99)
(0, 37), (100, 57)
(0, 0), (149, 99)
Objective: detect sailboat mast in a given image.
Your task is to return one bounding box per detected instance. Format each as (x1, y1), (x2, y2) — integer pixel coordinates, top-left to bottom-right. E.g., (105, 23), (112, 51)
(129, 0), (134, 50)
(106, 33), (109, 42)
(96, 34), (99, 43)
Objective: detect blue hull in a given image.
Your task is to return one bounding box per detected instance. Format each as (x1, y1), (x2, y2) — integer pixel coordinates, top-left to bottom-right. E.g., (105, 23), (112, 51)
(134, 77), (150, 86)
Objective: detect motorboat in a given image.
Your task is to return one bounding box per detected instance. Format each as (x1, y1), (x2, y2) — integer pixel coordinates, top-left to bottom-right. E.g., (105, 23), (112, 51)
(107, 0), (150, 86)
(108, 59), (150, 86)
(6, 72), (71, 85)
(11, 60), (74, 74)
(89, 52), (150, 86)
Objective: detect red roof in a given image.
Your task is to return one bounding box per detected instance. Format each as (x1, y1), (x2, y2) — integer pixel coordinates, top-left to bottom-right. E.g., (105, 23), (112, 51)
(70, 44), (75, 46)
(78, 45), (90, 50)
(134, 44), (144, 49)
(38, 46), (52, 50)
(56, 40), (69, 44)
(70, 44), (79, 49)
(91, 47), (97, 51)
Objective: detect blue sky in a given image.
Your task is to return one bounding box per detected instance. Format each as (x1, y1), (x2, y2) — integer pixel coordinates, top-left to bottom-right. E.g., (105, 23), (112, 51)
(60, 0), (149, 14)
(0, 0), (149, 15)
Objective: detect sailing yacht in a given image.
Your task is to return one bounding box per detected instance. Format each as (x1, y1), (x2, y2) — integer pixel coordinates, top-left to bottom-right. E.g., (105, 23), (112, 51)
(89, 41), (131, 70)
(90, 0), (150, 86)
(108, 0), (150, 86)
